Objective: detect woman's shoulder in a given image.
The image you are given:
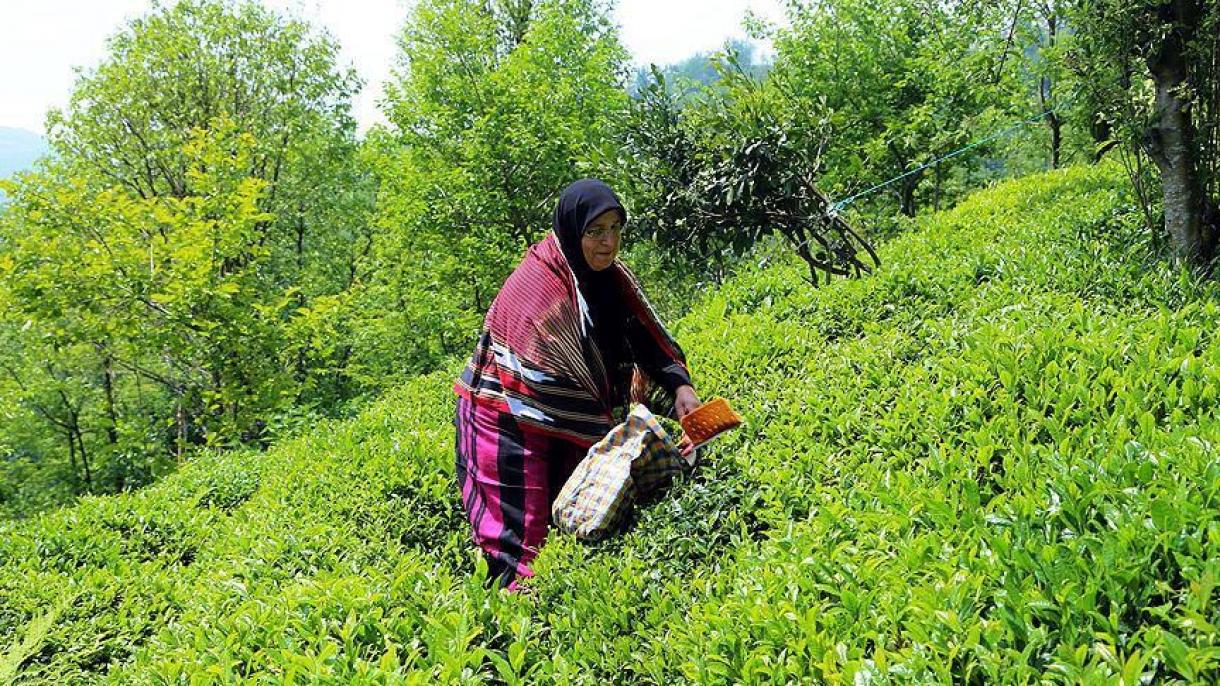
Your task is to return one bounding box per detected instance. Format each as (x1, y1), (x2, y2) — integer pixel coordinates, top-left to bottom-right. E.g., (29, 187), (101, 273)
(488, 235), (574, 319)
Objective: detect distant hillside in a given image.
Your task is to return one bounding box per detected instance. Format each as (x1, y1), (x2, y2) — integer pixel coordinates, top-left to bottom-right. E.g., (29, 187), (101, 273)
(0, 127), (49, 179)
(631, 38), (771, 96)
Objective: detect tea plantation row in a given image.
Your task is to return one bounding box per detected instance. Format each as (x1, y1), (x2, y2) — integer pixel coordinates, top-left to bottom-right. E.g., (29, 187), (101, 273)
(1, 163), (1217, 683)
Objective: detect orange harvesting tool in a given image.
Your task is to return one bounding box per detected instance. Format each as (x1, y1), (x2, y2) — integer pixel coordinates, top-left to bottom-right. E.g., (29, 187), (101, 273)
(679, 396), (743, 450)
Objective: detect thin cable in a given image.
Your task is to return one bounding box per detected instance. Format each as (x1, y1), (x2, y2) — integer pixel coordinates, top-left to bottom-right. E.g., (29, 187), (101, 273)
(828, 108), (1055, 213)
(757, 108), (1057, 269)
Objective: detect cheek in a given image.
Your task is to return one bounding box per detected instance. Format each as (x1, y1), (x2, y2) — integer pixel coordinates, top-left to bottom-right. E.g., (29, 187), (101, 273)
(581, 238), (618, 269)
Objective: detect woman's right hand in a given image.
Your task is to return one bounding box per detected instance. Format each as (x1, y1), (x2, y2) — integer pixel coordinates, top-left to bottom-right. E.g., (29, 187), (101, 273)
(674, 385), (700, 459)
(673, 385), (700, 419)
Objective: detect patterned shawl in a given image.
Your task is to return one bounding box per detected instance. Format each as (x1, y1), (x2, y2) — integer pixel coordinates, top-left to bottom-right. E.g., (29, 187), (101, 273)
(454, 233), (689, 447)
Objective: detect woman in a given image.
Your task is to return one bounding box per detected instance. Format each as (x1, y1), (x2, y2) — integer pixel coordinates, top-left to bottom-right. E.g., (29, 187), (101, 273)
(453, 178), (700, 589)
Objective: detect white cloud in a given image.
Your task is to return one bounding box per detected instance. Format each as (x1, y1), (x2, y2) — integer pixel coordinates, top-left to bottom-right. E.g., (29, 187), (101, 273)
(614, 0), (787, 68)
(0, 0), (789, 135)
(0, 0), (149, 133)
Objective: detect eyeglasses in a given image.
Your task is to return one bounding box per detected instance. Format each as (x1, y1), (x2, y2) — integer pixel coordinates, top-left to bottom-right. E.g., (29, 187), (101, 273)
(583, 225), (624, 242)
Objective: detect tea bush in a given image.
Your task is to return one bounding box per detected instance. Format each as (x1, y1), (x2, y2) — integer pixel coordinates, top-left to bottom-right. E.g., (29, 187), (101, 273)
(2, 163), (1218, 683)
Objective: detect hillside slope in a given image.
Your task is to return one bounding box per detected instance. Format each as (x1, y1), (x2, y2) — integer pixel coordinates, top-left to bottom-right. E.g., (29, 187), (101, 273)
(2, 164), (1218, 684)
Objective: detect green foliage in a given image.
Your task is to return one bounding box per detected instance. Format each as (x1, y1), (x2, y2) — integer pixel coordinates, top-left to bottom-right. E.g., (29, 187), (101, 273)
(627, 51), (878, 287)
(3, 166), (1219, 683)
(3, 0), (1220, 677)
(772, 0), (1012, 218)
(0, 126), (280, 498)
(0, 0), (372, 513)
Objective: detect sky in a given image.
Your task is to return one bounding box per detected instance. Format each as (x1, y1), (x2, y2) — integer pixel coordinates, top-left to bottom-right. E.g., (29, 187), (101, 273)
(0, 0), (789, 135)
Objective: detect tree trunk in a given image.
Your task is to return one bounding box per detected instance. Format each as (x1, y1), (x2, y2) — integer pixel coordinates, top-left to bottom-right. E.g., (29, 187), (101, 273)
(66, 431), (80, 491)
(898, 174), (921, 217)
(888, 144), (923, 217)
(1090, 114), (1118, 162)
(101, 352), (119, 445)
(72, 419), (93, 493)
(78, 431), (93, 493)
(1042, 13), (1062, 169)
(291, 231), (308, 385)
(176, 398), (187, 463)
(1144, 0), (1215, 267)
(471, 273), (484, 312)
(1047, 109), (1062, 169)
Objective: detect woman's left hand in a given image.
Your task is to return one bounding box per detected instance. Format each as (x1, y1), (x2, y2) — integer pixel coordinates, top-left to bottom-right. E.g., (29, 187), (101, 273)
(674, 385), (701, 419)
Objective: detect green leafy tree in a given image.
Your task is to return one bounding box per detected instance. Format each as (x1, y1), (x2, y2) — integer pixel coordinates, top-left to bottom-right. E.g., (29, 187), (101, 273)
(47, 0), (374, 399)
(0, 0), (369, 512)
(353, 0), (631, 383)
(1, 125), (280, 491)
(989, 1), (1129, 170)
(1069, 0), (1220, 268)
(770, 0), (1009, 217)
(626, 52), (878, 287)
(1016, 1), (1071, 169)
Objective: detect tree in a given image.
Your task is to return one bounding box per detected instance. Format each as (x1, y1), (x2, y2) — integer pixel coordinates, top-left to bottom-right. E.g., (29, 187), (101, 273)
(626, 53), (878, 287)
(48, 0), (372, 293)
(1072, 0), (1220, 268)
(770, 0), (1010, 217)
(1027, 1), (1068, 169)
(352, 0), (631, 384)
(1, 125), (279, 487)
(0, 0), (369, 511)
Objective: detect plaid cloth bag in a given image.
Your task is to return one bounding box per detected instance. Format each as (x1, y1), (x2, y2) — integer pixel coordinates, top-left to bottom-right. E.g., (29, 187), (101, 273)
(552, 404), (693, 540)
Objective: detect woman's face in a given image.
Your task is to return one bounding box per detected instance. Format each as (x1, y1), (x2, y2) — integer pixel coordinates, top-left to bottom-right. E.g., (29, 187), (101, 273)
(581, 209), (623, 272)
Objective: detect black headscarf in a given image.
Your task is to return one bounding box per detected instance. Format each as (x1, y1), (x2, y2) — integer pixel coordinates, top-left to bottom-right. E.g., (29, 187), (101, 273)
(552, 179), (629, 391)
(553, 178), (626, 282)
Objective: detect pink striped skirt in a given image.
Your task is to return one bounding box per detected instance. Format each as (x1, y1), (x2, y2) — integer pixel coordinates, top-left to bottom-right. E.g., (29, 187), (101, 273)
(453, 396), (585, 588)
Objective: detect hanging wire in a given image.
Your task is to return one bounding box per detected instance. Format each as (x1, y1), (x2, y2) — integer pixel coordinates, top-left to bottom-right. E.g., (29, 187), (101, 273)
(828, 109), (1055, 214)
(757, 108), (1057, 271)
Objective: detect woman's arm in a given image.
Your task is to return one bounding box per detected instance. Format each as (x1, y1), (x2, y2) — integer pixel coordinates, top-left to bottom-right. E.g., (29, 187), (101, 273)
(625, 313), (700, 417)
